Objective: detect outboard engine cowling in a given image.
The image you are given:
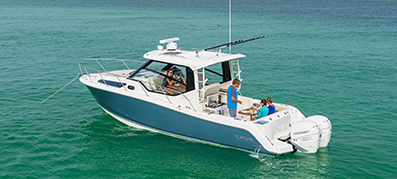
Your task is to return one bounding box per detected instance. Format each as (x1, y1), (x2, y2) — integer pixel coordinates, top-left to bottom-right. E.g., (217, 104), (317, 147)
(290, 120), (321, 153)
(306, 115), (332, 147)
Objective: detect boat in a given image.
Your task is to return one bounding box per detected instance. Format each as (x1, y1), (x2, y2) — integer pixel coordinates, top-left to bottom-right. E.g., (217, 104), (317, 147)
(78, 37), (332, 156)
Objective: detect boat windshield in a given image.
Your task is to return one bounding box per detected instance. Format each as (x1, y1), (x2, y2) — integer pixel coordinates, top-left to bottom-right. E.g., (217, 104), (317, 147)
(129, 60), (194, 95)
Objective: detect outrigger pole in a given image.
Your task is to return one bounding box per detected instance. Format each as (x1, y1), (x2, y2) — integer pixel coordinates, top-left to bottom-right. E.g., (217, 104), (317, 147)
(204, 35), (266, 51)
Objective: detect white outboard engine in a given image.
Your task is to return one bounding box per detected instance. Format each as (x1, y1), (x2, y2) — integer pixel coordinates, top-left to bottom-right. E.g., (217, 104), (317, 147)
(306, 115), (332, 147)
(290, 120), (321, 153)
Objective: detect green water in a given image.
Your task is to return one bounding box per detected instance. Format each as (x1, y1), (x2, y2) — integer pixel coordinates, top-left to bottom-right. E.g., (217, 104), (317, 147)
(1, 0), (396, 178)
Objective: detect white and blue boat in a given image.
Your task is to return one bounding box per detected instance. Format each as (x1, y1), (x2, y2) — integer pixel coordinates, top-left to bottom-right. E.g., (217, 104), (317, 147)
(79, 37), (332, 156)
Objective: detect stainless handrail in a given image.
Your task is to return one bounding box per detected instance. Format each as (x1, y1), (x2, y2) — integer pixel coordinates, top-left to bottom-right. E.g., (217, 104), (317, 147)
(79, 59), (196, 111)
(197, 68), (208, 102)
(83, 66), (92, 83)
(95, 59), (107, 73)
(128, 78), (196, 111)
(141, 80), (196, 111)
(121, 60), (130, 70)
(160, 87), (172, 104)
(181, 92), (196, 111)
(114, 75), (128, 91)
(80, 58), (146, 63)
(137, 82), (149, 97)
(79, 63), (83, 75)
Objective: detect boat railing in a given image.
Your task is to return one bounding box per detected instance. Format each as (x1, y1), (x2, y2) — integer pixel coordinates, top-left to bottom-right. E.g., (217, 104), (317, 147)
(78, 58), (143, 76)
(79, 64), (129, 91)
(78, 58), (196, 111)
(137, 79), (197, 112)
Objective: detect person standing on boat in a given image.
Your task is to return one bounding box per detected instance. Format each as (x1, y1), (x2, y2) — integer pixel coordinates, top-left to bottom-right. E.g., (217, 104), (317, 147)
(227, 79), (242, 118)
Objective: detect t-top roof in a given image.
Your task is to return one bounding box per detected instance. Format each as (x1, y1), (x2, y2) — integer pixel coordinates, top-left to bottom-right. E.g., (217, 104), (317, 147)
(143, 49), (246, 70)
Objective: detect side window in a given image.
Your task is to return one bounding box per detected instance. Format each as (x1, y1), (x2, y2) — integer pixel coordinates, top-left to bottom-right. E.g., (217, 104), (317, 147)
(203, 61), (231, 85)
(161, 65), (191, 95)
(204, 64), (223, 85)
(130, 61), (194, 95)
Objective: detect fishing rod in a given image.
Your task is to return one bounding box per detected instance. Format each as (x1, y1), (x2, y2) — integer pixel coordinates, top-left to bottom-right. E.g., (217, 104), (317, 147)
(204, 35), (266, 51)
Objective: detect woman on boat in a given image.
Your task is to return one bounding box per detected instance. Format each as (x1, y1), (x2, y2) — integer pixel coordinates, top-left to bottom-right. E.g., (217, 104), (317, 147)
(161, 69), (177, 95)
(252, 99), (269, 121)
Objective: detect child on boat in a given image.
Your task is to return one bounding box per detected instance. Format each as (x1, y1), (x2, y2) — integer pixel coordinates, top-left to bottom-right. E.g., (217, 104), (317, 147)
(267, 97), (275, 115)
(171, 67), (186, 85)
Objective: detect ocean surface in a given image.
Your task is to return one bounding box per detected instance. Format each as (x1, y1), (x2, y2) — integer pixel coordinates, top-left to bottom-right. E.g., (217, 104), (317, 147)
(1, 0), (396, 178)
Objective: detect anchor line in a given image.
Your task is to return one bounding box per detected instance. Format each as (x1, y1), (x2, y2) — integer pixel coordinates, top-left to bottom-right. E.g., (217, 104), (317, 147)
(40, 75), (80, 104)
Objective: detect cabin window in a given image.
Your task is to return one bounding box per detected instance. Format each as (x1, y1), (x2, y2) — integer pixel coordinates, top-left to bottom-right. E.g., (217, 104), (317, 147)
(202, 61), (231, 85)
(128, 60), (194, 95)
(98, 79), (126, 88)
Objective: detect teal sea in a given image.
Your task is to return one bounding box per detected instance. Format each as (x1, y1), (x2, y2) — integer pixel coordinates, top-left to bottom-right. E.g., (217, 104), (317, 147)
(1, 0), (396, 178)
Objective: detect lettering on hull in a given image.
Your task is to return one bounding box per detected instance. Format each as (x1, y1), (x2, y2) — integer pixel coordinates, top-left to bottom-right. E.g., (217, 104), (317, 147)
(235, 135), (255, 143)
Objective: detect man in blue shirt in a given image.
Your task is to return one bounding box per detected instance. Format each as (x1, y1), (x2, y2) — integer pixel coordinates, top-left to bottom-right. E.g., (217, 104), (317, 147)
(227, 79), (242, 118)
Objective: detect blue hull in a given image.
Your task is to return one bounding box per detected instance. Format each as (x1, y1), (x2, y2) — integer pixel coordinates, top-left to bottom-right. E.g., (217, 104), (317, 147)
(86, 86), (275, 155)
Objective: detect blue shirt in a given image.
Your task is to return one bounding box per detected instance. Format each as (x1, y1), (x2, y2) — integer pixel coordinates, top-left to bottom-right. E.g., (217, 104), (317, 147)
(227, 85), (237, 109)
(256, 106), (269, 120)
(267, 104), (275, 115)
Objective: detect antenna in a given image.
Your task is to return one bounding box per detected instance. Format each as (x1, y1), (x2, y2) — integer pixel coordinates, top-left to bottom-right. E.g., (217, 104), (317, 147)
(217, 24), (219, 47)
(159, 37), (180, 44)
(159, 37), (180, 51)
(229, 0), (231, 54)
